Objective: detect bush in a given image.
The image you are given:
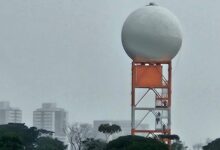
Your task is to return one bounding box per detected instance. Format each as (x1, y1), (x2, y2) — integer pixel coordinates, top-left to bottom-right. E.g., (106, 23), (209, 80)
(82, 138), (106, 150)
(106, 135), (168, 150)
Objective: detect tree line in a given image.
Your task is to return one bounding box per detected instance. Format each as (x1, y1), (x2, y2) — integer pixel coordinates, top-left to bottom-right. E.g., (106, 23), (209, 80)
(0, 123), (170, 150)
(6, 122), (220, 150)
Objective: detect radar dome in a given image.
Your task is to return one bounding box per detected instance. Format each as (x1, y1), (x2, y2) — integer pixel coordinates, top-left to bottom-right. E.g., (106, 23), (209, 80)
(121, 4), (183, 62)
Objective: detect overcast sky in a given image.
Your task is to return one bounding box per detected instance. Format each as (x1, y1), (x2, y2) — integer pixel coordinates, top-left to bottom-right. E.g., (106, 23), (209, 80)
(0, 0), (220, 148)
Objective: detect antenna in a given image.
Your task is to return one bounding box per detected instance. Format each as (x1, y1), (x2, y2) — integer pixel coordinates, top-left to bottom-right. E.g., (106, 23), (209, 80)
(148, 2), (157, 6)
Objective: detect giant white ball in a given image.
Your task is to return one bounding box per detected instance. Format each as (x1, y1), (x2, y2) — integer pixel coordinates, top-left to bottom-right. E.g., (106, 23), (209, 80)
(121, 5), (183, 62)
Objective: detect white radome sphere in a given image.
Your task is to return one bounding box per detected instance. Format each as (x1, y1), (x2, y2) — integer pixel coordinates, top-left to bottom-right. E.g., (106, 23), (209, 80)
(121, 4), (183, 62)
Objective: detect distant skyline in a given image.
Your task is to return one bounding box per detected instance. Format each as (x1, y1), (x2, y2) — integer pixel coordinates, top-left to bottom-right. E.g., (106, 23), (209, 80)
(1, 0), (220, 148)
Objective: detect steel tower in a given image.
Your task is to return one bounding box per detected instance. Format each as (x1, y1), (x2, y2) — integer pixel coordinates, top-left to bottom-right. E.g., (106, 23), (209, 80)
(131, 61), (172, 144)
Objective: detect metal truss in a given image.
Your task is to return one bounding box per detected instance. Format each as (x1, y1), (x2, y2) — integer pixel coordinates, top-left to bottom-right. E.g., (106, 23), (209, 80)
(131, 62), (172, 145)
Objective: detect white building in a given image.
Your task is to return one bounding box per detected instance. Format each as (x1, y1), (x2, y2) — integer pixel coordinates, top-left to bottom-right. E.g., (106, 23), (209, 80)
(33, 103), (67, 142)
(0, 101), (22, 124)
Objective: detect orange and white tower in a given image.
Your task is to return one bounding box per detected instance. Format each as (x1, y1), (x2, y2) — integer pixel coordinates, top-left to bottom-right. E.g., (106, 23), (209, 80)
(121, 3), (183, 144)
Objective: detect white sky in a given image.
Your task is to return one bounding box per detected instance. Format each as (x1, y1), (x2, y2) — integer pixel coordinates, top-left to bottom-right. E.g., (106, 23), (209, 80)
(0, 0), (220, 148)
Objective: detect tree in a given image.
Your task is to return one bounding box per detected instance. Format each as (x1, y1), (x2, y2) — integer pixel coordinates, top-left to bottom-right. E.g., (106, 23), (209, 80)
(0, 135), (24, 150)
(0, 123), (39, 149)
(106, 135), (168, 150)
(98, 124), (121, 142)
(64, 123), (94, 150)
(82, 138), (106, 150)
(0, 123), (63, 150)
(35, 137), (67, 150)
(203, 138), (220, 150)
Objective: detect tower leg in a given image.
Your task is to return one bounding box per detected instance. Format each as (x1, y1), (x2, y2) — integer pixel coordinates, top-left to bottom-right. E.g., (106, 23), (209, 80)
(131, 62), (135, 135)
